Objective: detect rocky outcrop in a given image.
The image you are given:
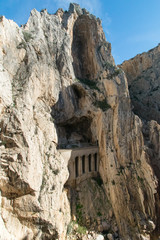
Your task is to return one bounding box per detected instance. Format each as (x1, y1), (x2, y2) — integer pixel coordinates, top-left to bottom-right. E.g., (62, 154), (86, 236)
(121, 45), (160, 239)
(120, 45), (160, 123)
(0, 3), (159, 240)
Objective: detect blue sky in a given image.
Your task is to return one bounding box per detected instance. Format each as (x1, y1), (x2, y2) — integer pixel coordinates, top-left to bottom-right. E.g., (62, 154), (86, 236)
(1, 0), (160, 64)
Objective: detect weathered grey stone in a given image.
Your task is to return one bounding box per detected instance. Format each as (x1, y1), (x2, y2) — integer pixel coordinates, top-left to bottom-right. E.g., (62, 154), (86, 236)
(107, 233), (114, 240)
(102, 221), (110, 231)
(120, 44), (160, 124)
(96, 234), (104, 240)
(69, 3), (83, 15)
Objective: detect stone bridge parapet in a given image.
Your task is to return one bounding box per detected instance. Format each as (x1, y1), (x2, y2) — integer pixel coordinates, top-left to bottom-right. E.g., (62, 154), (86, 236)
(58, 146), (99, 186)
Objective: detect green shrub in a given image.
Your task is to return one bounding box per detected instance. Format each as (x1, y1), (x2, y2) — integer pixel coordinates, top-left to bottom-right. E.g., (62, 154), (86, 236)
(41, 177), (46, 191)
(108, 69), (122, 79)
(104, 62), (122, 79)
(97, 211), (102, 217)
(137, 176), (144, 184)
(0, 15), (3, 22)
(75, 78), (100, 91)
(116, 165), (125, 176)
(111, 180), (115, 185)
(104, 61), (115, 70)
(76, 203), (83, 224)
(17, 41), (27, 49)
(67, 221), (87, 236)
(53, 169), (59, 175)
(76, 225), (87, 235)
(94, 99), (111, 111)
(67, 221), (73, 235)
(23, 31), (33, 42)
(0, 140), (6, 147)
(119, 165), (125, 172)
(92, 176), (103, 186)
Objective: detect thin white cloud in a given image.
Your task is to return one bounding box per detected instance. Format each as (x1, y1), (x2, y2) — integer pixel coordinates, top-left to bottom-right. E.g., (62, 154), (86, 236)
(111, 47), (121, 65)
(102, 12), (112, 36)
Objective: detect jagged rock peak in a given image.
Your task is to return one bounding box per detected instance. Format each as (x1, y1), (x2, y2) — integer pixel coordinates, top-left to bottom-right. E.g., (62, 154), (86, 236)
(19, 2), (113, 82)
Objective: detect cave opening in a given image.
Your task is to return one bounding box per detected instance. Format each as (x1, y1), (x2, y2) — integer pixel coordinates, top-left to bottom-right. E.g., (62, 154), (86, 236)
(56, 116), (96, 149)
(51, 85), (97, 149)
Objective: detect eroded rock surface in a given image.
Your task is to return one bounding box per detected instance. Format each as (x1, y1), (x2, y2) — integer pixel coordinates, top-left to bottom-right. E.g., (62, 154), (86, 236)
(121, 44), (160, 240)
(120, 45), (160, 123)
(0, 3), (159, 240)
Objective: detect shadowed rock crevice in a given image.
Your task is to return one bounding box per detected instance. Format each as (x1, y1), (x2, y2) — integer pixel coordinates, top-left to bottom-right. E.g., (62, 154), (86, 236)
(72, 15), (100, 80)
(51, 85), (96, 149)
(56, 116), (94, 149)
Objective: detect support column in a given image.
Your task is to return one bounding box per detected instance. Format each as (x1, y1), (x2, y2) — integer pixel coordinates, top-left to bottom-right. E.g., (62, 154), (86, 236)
(71, 158), (75, 180)
(91, 154), (94, 172)
(78, 156), (82, 176)
(97, 152), (99, 172)
(88, 154), (92, 172)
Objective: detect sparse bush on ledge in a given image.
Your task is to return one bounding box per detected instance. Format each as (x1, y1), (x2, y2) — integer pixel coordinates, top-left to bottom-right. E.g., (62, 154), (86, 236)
(23, 31), (33, 42)
(104, 61), (123, 79)
(111, 180), (115, 185)
(67, 221), (87, 236)
(94, 99), (111, 111)
(108, 68), (122, 79)
(17, 40), (27, 49)
(104, 61), (115, 70)
(75, 78), (100, 91)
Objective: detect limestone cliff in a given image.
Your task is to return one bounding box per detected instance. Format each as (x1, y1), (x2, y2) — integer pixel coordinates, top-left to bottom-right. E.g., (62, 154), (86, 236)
(121, 45), (160, 240)
(0, 3), (159, 240)
(120, 45), (160, 123)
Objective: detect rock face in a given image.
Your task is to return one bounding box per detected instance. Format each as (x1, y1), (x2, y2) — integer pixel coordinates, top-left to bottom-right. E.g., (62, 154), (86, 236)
(121, 45), (160, 239)
(120, 45), (160, 123)
(0, 3), (159, 240)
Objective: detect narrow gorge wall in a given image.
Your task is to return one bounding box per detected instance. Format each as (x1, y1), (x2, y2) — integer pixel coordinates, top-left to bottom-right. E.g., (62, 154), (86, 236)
(0, 3), (159, 240)
(121, 45), (160, 239)
(120, 45), (160, 123)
